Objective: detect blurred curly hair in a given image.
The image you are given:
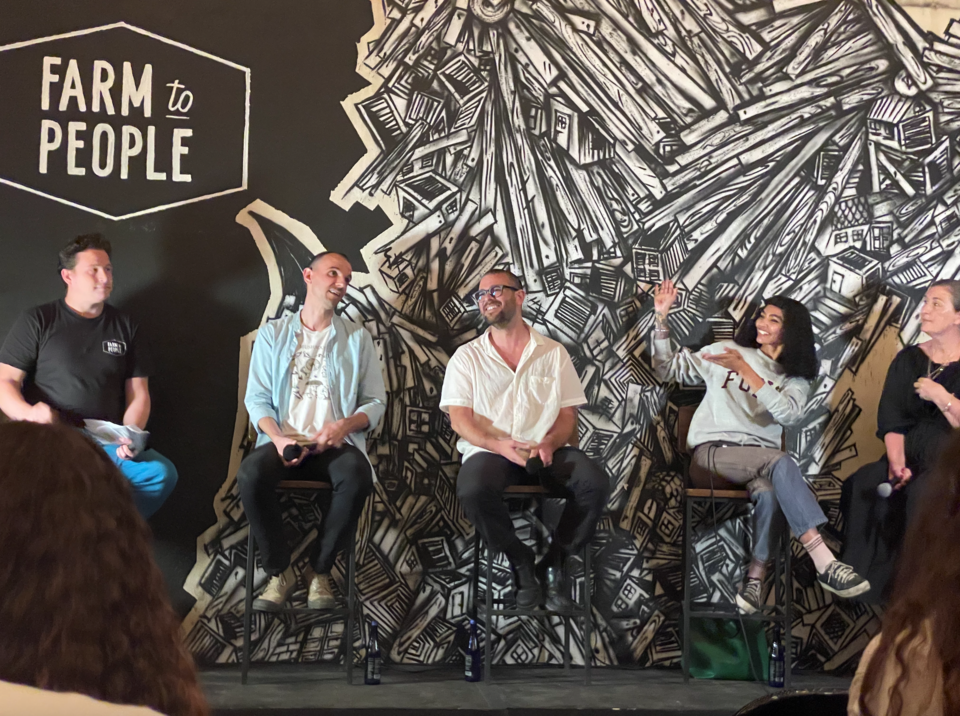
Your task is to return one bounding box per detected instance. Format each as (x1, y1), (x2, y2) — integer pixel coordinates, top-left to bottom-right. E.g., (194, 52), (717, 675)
(0, 422), (207, 716)
(858, 429), (960, 716)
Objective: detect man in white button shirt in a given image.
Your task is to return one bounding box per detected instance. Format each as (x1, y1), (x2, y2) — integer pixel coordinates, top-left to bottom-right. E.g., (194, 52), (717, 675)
(238, 252), (387, 612)
(440, 269), (610, 610)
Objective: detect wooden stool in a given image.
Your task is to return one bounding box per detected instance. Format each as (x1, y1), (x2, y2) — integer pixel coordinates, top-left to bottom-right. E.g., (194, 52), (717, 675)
(241, 480), (357, 685)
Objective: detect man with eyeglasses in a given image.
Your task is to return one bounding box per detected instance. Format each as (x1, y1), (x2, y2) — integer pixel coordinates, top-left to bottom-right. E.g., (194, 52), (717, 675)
(440, 269), (610, 610)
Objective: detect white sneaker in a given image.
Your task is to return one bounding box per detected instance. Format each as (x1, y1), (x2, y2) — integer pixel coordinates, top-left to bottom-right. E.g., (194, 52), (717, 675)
(307, 572), (338, 610)
(253, 567), (297, 611)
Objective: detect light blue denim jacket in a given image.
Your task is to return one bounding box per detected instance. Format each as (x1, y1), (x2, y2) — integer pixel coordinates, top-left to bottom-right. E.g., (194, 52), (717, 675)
(245, 313), (387, 469)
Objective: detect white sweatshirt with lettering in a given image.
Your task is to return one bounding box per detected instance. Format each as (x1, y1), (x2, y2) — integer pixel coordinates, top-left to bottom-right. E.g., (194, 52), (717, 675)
(652, 337), (811, 450)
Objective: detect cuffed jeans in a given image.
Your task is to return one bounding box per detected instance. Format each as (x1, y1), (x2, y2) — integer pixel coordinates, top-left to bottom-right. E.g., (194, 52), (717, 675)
(691, 442), (827, 562)
(102, 444), (179, 518)
(456, 447), (610, 557)
(237, 442), (373, 576)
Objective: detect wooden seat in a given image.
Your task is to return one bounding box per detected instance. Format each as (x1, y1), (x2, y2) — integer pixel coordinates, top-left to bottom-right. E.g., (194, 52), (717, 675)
(503, 484), (549, 494)
(241, 480), (357, 685)
(276, 480), (332, 490)
(686, 488), (750, 499)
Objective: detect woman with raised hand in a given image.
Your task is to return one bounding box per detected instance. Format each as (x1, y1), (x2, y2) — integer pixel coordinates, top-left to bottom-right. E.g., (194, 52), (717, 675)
(841, 280), (960, 604)
(651, 280), (869, 613)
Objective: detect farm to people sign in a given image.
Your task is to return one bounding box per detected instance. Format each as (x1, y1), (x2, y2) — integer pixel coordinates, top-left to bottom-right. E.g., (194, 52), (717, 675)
(0, 23), (249, 219)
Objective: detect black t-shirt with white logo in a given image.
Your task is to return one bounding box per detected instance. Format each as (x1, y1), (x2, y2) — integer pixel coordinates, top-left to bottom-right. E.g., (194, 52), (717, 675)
(0, 299), (153, 424)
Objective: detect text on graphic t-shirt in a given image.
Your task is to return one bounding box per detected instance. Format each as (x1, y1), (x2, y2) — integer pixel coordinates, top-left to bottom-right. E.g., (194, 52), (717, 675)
(281, 324), (336, 443)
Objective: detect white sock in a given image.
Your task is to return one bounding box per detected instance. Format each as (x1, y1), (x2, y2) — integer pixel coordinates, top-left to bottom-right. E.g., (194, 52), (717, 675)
(801, 533), (835, 574)
(747, 558), (767, 581)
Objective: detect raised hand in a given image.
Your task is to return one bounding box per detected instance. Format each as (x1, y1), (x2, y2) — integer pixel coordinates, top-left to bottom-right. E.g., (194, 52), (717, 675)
(653, 280), (679, 317)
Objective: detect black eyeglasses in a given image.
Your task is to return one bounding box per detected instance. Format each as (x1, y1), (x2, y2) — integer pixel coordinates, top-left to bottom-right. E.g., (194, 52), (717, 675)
(473, 285), (520, 302)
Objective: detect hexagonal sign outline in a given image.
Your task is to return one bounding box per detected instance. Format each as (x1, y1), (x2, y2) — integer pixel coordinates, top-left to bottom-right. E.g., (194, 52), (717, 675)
(0, 22), (250, 220)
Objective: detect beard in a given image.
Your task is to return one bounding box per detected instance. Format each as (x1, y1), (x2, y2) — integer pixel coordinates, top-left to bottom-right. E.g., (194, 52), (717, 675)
(482, 302), (513, 326)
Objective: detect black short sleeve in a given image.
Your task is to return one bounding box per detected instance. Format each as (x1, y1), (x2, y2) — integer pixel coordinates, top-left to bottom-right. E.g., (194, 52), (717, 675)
(1, 300), (150, 423)
(877, 348), (920, 438)
(126, 323), (154, 379)
(0, 309), (43, 373)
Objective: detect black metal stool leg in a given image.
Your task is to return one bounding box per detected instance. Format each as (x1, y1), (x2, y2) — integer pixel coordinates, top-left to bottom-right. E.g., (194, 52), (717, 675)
(242, 528), (255, 685)
(784, 531), (793, 689)
(583, 541), (592, 686)
(682, 495), (693, 683)
(470, 530), (481, 622)
(484, 534), (493, 683)
(345, 530), (356, 685)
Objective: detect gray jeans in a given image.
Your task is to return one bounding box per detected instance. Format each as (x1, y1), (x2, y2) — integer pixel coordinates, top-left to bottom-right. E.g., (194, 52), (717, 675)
(691, 442), (827, 562)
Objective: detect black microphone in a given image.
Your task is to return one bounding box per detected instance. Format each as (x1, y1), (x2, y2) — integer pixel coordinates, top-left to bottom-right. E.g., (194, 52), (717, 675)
(525, 456), (544, 475)
(283, 442), (318, 462)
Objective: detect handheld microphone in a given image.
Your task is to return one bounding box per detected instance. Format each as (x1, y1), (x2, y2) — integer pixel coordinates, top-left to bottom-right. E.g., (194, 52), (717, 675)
(876, 480), (898, 498)
(283, 442), (318, 462)
(525, 456), (544, 475)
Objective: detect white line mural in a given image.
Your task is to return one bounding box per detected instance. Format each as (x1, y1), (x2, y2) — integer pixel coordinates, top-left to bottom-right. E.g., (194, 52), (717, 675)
(183, 0), (960, 670)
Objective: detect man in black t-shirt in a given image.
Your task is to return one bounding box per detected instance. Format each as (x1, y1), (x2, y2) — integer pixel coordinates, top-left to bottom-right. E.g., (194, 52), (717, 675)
(0, 234), (177, 518)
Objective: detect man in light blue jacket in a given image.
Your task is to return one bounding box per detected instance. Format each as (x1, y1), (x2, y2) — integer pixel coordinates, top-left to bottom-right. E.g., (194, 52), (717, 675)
(240, 251), (386, 611)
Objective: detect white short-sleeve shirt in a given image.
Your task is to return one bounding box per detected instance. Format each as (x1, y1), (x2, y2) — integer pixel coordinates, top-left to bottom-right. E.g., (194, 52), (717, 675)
(439, 324), (587, 463)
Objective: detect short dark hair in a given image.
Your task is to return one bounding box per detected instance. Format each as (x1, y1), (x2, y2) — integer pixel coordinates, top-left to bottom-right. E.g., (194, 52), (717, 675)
(481, 268), (523, 290)
(308, 251), (351, 269)
(58, 234), (112, 272)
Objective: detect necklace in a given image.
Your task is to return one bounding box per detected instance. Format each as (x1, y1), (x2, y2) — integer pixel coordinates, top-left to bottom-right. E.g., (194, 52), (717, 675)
(928, 356), (955, 381)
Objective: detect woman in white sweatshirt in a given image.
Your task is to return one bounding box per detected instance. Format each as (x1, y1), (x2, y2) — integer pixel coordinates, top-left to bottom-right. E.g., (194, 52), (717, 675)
(652, 280), (869, 613)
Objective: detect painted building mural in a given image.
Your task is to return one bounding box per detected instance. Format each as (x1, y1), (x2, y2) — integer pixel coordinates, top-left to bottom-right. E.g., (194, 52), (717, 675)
(183, 0), (960, 671)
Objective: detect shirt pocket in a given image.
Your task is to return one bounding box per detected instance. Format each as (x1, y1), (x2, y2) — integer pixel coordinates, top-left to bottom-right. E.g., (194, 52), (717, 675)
(526, 376), (557, 406)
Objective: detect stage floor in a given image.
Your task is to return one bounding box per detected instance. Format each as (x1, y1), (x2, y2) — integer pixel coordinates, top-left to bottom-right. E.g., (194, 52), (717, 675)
(202, 664), (851, 716)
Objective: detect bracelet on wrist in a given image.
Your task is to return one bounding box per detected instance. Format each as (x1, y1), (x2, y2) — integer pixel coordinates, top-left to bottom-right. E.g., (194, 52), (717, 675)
(942, 398), (954, 413)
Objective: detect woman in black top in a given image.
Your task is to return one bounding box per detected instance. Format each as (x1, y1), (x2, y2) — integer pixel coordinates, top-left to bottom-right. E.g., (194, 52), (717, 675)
(841, 280), (960, 604)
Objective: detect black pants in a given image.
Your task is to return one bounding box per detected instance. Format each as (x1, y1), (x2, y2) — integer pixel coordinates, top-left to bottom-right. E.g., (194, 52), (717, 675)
(840, 456), (928, 604)
(237, 442), (373, 576)
(456, 447), (610, 558)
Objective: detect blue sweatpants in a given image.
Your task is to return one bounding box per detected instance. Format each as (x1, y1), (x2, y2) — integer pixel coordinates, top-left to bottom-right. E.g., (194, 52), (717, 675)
(102, 444), (179, 518)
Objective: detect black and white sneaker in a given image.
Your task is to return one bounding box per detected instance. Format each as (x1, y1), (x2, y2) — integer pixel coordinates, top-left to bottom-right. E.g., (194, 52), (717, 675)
(818, 561), (870, 598)
(735, 578), (762, 614)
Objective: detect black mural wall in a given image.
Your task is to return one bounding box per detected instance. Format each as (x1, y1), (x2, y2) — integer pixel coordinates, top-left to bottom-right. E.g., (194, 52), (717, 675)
(3, 0), (958, 672)
(0, 0), (388, 616)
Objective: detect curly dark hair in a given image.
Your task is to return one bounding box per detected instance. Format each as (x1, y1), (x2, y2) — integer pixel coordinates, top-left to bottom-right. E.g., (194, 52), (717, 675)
(734, 296), (818, 380)
(858, 430), (960, 716)
(0, 422), (208, 716)
(58, 233), (112, 272)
